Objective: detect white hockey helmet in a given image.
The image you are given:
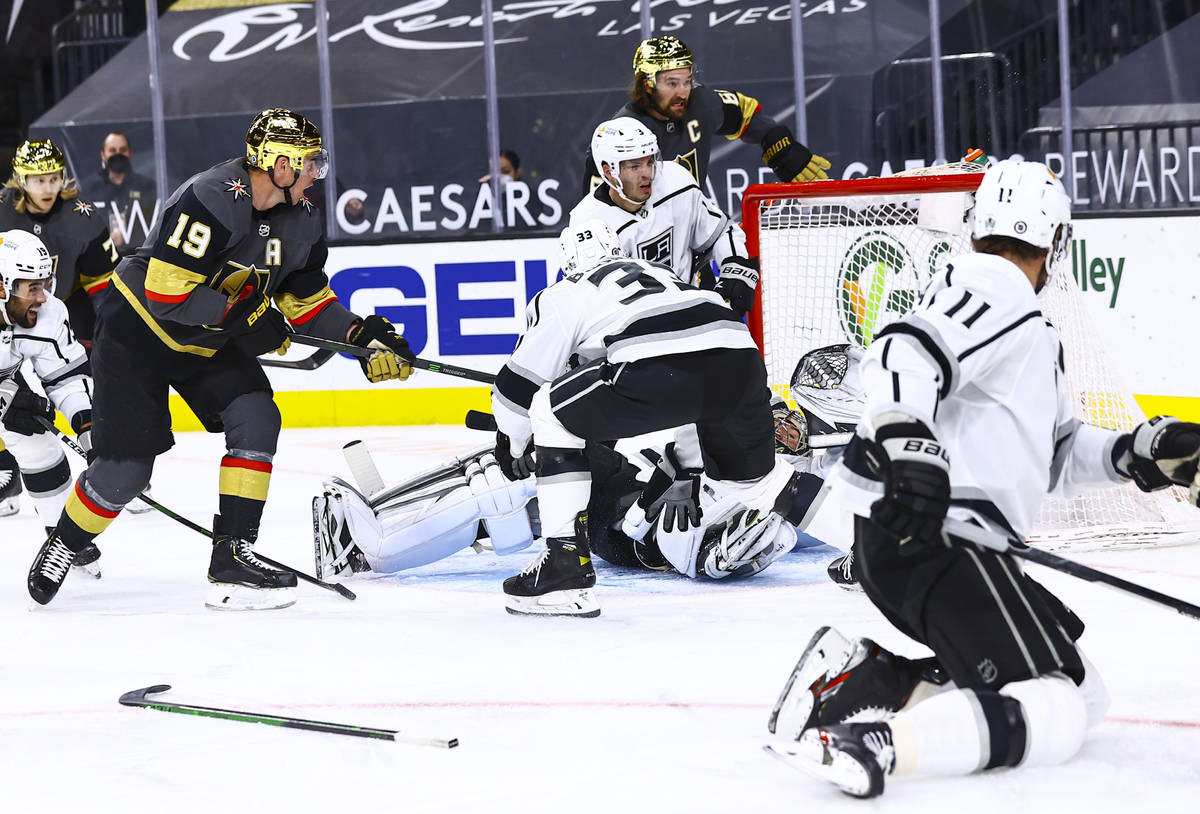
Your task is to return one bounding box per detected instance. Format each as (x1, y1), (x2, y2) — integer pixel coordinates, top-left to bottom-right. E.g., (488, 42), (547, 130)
(559, 218), (626, 273)
(0, 229), (54, 306)
(591, 116), (661, 203)
(971, 159), (1073, 278)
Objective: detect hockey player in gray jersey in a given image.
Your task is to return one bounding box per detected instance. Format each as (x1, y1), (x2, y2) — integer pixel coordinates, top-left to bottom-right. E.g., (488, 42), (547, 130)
(0, 229), (101, 576)
(767, 160), (1200, 798)
(570, 117), (760, 317)
(489, 219), (816, 617)
(26, 109), (417, 610)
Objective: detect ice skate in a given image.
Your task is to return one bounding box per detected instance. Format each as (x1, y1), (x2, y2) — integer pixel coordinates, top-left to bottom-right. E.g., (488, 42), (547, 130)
(0, 449), (20, 517)
(826, 547), (861, 591)
(125, 485), (157, 514)
(766, 722), (895, 799)
(28, 530), (76, 605)
(206, 533), (297, 611)
(71, 538), (102, 579)
(503, 514), (599, 617)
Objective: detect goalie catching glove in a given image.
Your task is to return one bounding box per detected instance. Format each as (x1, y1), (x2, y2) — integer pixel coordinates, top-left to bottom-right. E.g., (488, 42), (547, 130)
(348, 315), (415, 382)
(761, 125), (831, 183)
(697, 508), (796, 579)
(0, 378), (55, 436)
(863, 416), (951, 549)
(714, 256), (759, 317)
(1117, 415), (1200, 505)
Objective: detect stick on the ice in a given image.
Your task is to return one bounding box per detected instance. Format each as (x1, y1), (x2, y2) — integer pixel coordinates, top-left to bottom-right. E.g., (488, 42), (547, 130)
(287, 334), (496, 384)
(942, 517), (1200, 622)
(37, 418), (356, 601)
(119, 685), (457, 748)
(342, 440), (385, 497)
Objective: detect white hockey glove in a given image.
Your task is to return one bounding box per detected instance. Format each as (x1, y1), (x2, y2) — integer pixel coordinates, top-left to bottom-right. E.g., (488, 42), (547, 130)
(1117, 416), (1200, 505)
(864, 416), (951, 549)
(713, 256), (759, 317)
(621, 443), (703, 538)
(697, 508), (796, 579)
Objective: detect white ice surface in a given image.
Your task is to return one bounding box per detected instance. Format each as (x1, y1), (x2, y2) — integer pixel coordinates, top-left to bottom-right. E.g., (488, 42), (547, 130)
(2, 426), (1199, 813)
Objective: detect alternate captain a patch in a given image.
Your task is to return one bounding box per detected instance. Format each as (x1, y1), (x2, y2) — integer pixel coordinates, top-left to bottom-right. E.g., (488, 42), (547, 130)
(637, 229), (673, 266)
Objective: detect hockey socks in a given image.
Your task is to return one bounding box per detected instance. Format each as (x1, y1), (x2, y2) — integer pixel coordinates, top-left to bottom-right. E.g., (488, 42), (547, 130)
(217, 452), (273, 540)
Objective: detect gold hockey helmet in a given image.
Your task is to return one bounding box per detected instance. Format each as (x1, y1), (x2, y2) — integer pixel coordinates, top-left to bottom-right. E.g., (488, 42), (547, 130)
(12, 139), (66, 184)
(633, 36), (694, 86)
(245, 108), (328, 178)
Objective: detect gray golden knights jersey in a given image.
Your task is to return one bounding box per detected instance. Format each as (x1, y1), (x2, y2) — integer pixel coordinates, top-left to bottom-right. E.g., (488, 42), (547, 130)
(113, 158), (356, 356)
(568, 162), (747, 288)
(491, 255), (755, 439)
(0, 295), (91, 425)
(0, 189), (117, 300)
(852, 251), (1125, 538)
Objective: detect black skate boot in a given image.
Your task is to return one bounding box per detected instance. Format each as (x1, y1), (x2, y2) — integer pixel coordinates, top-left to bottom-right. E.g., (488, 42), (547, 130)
(769, 626), (945, 739)
(28, 530), (77, 605)
(503, 512), (599, 617)
(826, 545), (861, 591)
(768, 722), (895, 799)
(206, 519), (298, 610)
(50, 526), (102, 579)
(0, 448), (21, 517)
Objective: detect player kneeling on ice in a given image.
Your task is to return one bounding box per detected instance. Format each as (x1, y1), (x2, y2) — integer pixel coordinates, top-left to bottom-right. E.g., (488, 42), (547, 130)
(485, 219), (825, 617)
(765, 160), (1200, 798)
(0, 230), (102, 577)
(311, 408), (833, 584)
(26, 109), (417, 611)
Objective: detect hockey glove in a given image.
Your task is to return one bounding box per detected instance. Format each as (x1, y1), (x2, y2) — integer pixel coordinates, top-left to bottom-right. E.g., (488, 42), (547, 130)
(762, 125), (831, 183)
(71, 410), (95, 464)
(495, 431), (535, 481)
(865, 419), (951, 549)
(348, 315), (415, 383)
(220, 287), (292, 357)
(635, 442), (703, 534)
(1117, 416), (1200, 505)
(714, 256), (760, 317)
(0, 378), (55, 436)
(698, 508), (795, 579)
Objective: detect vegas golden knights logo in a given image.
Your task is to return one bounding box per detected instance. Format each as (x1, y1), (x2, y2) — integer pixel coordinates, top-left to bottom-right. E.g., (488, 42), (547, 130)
(212, 260), (269, 301)
(673, 149), (700, 182)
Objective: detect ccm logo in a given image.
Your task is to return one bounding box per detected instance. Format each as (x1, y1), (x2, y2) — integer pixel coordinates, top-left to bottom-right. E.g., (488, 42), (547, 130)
(245, 297), (269, 326)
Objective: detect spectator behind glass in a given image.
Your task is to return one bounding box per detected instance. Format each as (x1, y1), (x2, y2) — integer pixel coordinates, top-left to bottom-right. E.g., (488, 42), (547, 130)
(479, 148), (522, 184)
(94, 132), (157, 256)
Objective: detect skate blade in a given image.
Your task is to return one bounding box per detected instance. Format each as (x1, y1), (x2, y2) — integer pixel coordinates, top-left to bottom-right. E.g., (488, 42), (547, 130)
(72, 561), (102, 580)
(205, 584), (296, 611)
(0, 498), (19, 517)
(763, 742), (875, 798)
(125, 497), (156, 515)
(768, 626), (855, 737)
(504, 588), (600, 618)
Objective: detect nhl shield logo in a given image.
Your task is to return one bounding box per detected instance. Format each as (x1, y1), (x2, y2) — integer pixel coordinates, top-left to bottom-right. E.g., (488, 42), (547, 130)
(32, 223), (41, 235)
(258, 223), (270, 237)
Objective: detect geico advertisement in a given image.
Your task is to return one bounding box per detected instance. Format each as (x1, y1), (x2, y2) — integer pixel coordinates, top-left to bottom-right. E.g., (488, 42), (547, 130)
(263, 237), (558, 392)
(263, 219), (1198, 404)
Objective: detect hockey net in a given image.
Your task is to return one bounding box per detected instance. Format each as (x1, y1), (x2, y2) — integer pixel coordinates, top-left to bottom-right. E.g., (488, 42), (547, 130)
(744, 164), (1200, 550)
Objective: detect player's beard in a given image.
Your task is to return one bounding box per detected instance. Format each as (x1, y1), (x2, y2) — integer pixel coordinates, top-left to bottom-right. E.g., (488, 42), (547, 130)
(652, 93), (689, 120)
(1034, 263), (1049, 294)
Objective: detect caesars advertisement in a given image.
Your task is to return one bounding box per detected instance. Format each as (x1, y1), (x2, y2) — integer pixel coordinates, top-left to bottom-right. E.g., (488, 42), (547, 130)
(165, 216), (1200, 430)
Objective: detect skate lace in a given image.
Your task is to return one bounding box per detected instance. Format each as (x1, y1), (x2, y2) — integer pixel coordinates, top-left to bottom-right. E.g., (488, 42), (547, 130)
(40, 540), (74, 582)
(835, 550), (854, 580)
(235, 539), (276, 571)
(861, 728), (896, 772)
(519, 546), (550, 578)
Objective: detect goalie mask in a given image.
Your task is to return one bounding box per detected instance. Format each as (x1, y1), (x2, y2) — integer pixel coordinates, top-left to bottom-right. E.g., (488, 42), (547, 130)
(591, 117), (661, 206)
(771, 397), (809, 456)
(245, 108), (329, 203)
(972, 159), (1073, 280)
(0, 229), (54, 297)
(633, 36), (694, 87)
(559, 219), (625, 273)
(12, 139), (66, 187)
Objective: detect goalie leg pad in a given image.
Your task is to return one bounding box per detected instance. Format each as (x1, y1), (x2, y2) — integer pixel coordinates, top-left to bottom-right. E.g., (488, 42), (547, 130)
(467, 453), (535, 555)
(313, 481), (380, 580)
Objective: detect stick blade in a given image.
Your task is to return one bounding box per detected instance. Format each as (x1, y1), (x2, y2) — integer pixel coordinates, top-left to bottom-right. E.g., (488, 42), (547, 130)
(465, 410), (497, 432)
(343, 440), (385, 497)
(120, 684), (172, 705)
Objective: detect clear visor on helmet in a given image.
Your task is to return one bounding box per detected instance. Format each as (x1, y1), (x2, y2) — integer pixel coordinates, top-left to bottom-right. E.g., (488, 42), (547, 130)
(302, 148), (330, 180)
(9, 275), (53, 299)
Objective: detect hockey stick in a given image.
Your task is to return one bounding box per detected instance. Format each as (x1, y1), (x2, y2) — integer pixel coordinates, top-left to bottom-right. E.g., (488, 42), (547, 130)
(943, 517), (1200, 622)
(465, 408), (854, 448)
(119, 685), (457, 748)
(287, 334), (496, 384)
(259, 347), (336, 371)
(37, 419), (356, 601)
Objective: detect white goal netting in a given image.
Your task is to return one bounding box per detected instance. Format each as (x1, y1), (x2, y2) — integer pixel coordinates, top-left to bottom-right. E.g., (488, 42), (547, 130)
(748, 166), (1200, 550)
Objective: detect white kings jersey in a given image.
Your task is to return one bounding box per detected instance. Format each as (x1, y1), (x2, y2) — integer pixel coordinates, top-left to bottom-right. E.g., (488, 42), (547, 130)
(491, 256), (755, 444)
(568, 161), (747, 287)
(0, 295), (92, 425)
(846, 252), (1126, 538)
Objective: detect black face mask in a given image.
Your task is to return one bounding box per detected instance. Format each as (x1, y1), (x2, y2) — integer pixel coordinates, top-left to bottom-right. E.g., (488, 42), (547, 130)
(105, 154), (132, 175)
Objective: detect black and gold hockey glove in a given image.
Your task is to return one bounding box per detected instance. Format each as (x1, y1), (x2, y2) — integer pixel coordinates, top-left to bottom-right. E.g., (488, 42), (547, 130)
(221, 288), (291, 358)
(762, 125), (831, 183)
(1117, 416), (1200, 506)
(348, 315), (415, 383)
(0, 378), (55, 436)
